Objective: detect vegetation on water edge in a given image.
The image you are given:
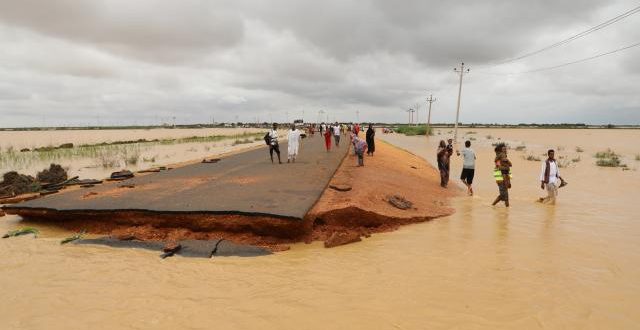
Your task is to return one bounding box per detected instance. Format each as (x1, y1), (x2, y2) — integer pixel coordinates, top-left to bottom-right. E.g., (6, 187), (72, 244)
(594, 149), (627, 168)
(2, 227), (39, 238)
(594, 149), (618, 159)
(232, 138), (255, 146)
(0, 132), (265, 172)
(394, 125), (433, 136)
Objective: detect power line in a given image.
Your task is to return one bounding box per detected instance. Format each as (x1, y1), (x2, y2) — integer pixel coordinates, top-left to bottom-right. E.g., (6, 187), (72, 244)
(487, 4), (640, 66)
(483, 40), (640, 75)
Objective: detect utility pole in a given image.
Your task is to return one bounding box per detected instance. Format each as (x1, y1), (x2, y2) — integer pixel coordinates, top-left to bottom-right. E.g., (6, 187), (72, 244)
(406, 108), (412, 125)
(426, 94), (436, 136)
(453, 62), (470, 144)
(356, 110), (360, 123)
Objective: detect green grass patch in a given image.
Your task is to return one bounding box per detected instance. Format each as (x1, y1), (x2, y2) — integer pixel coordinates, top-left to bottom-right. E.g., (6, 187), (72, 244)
(394, 125), (433, 136)
(595, 148), (618, 159)
(594, 149), (626, 167)
(596, 157), (626, 167)
(0, 132), (265, 172)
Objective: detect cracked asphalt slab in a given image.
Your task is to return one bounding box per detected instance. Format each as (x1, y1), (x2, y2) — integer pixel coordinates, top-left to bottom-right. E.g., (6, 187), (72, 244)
(4, 134), (348, 221)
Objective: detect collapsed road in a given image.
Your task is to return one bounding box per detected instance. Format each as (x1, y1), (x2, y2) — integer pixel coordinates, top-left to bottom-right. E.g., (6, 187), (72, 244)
(3, 135), (349, 239)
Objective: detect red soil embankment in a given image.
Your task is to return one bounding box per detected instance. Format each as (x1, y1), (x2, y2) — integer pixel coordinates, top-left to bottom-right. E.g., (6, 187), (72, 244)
(307, 139), (458, 243)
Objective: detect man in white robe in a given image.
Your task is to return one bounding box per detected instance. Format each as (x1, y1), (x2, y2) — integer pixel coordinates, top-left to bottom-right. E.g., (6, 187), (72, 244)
(287, 124), (303, 163)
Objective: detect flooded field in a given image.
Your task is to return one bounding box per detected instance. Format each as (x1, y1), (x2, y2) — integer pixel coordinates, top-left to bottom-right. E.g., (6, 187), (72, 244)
(0, 128), (268, 179)
(1, 128), (639, 329)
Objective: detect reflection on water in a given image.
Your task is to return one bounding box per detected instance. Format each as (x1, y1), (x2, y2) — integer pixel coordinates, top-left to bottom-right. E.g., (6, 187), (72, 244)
(0, 128), (639, 329)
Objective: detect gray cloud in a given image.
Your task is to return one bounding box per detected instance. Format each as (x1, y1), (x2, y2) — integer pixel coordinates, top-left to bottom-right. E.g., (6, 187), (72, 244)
(0, 0), (638, 127)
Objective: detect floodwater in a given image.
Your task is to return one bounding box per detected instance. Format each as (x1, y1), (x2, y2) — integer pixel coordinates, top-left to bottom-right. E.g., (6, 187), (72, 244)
(1, 128), (639, 329)
(0, 127), (268, 179)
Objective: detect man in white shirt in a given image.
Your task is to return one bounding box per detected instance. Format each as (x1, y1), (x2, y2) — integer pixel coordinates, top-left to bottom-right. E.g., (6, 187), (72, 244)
(268, 123), (282, 164)
(539, 149), (564, 204)
(287, 124), (303, 163)
(456, 140), (476, 196)
(332, 122), (341, 147)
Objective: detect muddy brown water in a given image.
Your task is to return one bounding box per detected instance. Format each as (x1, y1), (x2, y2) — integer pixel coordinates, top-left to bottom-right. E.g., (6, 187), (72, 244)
(0, 128), (270, 180)
(0, 128), (639, 329)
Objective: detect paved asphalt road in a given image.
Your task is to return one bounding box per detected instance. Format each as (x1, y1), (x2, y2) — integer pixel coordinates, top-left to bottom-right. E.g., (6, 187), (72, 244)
(5, 133), (349, 220)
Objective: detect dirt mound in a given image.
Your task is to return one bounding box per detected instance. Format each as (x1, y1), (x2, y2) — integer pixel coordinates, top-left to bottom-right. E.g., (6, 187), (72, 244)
(36, 164), (68, 184)
(0, 172), (38, 196)
(308, 140), (458, 247)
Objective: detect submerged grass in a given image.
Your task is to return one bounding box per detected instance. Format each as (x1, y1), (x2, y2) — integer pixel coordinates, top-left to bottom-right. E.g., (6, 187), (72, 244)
(594, 148), (618, 159)
(0, 132), (265, 172)
(395, 125), (433, 136)
(525, 154), (541, 161)
(594, 149), (627, 168)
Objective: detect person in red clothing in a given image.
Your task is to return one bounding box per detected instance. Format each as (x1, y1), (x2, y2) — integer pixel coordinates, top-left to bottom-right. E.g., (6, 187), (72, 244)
(354, 123), (360, 136)
(324, 124), (332, 151)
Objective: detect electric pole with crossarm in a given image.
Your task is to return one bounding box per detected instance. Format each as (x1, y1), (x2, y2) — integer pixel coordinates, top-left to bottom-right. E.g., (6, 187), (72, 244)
(453, 62), (470, 144)
(426, 94), (436, 136)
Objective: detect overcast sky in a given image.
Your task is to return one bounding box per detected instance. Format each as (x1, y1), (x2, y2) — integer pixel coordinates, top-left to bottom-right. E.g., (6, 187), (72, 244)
(1, 0), (639, 127)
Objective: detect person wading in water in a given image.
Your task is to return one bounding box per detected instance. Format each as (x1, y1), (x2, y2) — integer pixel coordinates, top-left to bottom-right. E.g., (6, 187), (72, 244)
(267, 123), (282, 164)
(492, 143), (511, 207)
(457, 140), (476, 195)
(539, 149), (566, 204)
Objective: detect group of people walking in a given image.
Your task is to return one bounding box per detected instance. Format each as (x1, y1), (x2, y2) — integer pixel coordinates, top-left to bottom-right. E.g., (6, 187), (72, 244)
(265, 122), (376, 167)
(437, 139), (566, 207)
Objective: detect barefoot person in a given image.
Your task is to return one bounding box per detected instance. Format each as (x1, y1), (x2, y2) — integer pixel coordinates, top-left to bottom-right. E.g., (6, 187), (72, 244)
(539, 149), (565, 204)
(268, 123), (282, 164)
(366, 124), (375, 156)
(287, 124), (303, 163)
(457, 140), (476, 195)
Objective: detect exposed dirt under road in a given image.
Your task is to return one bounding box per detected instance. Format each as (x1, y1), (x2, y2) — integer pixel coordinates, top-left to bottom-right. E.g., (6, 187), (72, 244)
(307, 139), (458, 243)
